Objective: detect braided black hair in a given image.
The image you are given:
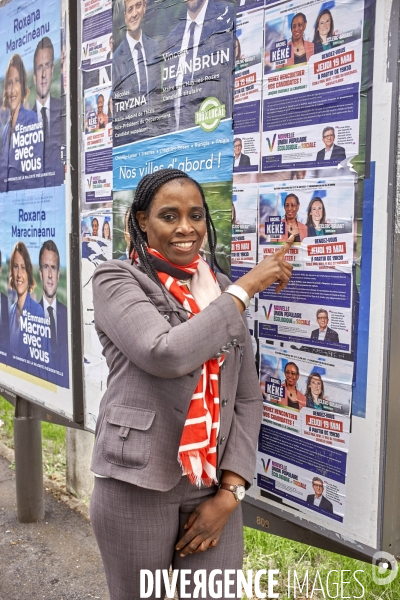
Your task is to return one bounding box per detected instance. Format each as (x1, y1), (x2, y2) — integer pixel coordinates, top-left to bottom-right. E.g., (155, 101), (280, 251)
(127, 169), (227, 290)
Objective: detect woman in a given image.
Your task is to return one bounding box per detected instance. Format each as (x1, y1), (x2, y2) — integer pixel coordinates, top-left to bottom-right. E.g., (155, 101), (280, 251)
(313, 9), (335, 53)
(286, 13), (314, 66)
(278, 193), (308, 242)
(0, 55), (42, 191)
(8, 242), (48, 376)
(90, 169), (294, 599)
(102, 220), (112, 240)
(281, 361), (306, 410)
(305, 372), (332, 411)
(306, 197), (326, 237)
(235, 36), (242, 67)
(96, 94), (108, 129)
(306, 197), (336, 237)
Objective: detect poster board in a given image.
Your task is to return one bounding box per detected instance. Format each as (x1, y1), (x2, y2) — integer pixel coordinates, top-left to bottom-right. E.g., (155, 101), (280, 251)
(239, 0), (400, 558)
(0, 0), (80, 422)
(77, 0), (400, 559)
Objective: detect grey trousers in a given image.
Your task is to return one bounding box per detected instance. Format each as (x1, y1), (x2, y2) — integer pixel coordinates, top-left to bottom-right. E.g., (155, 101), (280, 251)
(90, 476), (244, 600)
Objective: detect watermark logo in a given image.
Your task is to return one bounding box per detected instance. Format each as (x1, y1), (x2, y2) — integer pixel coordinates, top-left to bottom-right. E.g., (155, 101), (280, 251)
(195, 97), (226, 132)
(372, 551), (398, 585)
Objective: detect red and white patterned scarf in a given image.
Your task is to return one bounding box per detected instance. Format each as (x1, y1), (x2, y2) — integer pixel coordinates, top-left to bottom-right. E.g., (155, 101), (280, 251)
(144, 248), (223, 486)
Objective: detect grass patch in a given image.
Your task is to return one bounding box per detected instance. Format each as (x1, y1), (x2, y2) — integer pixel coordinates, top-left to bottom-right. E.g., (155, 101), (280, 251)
(1, 396), (399, 597)
(0, 395), (66, 486)
(243, 526), (400, 598)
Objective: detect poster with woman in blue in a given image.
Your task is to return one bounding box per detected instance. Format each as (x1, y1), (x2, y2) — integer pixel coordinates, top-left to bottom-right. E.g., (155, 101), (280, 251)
(0, 0), (65, 191)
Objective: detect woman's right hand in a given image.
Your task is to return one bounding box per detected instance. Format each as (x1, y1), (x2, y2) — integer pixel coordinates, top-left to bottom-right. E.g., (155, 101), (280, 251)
(235, 236), (295, 300)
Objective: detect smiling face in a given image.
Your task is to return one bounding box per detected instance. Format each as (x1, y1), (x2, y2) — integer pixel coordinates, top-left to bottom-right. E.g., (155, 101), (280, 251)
(97, 95), (104, 115)
(40, 249), (60, 302)
(284, 195), (300, 221)
(284, 364), (299, 387)
(312, 480), (324, 498)
(34, 47), (54, 103)
(317, 311), (328, 330)
(92, 219), (99, 236)
(323, 128), (335, 150)
(125, 0), (146, 40)
(234, 139), (242, 159)
(311, 201), (323, 224)
(103, 221), (111, 239)
(136, 180), (207, 266)
(310, 376), (322, 396)
(291, 15), (306, 42)
(12, 251), (28, 299)
(318, 13), (331, 39)
(6, 66), (22, 112)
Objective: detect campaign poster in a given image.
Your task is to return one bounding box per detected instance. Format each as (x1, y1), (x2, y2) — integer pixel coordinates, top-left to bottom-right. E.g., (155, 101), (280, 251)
(234, 8), (263, 173)
(112, 0), (235, 187)
(256, 443), (346, 522)
(0, 0), (65, 191)
(259, 341), (353, 417)
(258, 178), (355, 275)
(256, 341), (350, 521)
(258, 300), (353, 352)
(81, 208), (112, 429)
(238, 0), (265, 12)
(232, 183), (258, 267)
(81, 5), (112, 71)
(262, 0), (364, 172)
(0, 198), (8, 364)
(83, 83), (113, 203)
(83, 0), (112, 19)
(0, 186), (69, 388)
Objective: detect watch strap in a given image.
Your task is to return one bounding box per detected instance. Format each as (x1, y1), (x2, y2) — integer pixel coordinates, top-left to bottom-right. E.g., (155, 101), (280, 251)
(219, 483), (245, 501)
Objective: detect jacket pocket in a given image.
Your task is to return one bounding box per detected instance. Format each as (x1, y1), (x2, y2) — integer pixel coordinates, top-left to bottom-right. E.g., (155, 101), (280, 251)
(102, 405), (155, 469)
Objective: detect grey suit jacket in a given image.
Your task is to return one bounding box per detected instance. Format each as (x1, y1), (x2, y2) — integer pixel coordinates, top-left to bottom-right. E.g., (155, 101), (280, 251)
(90, 260), (263, 491)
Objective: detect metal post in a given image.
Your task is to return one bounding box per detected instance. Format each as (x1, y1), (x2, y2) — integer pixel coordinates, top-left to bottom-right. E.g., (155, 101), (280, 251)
(13, 397), (45, 523)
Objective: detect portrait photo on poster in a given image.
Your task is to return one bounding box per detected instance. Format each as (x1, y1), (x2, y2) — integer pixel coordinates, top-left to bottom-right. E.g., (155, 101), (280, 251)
(81, 207), (113, 428)
(0, 0), (66, 191)
(112, 0), (235, 146)
(84, 83), (113, 203)
(0, 186), (69, 388)
(262, 0), (364, 172)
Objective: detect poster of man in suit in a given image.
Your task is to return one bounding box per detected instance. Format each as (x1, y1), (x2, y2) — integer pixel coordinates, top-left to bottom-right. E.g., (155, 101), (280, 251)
(307, 477), (334, 514)
(311, 309), (340, 344)
(233, 137), (251, 168)
(112, 0), (161, 145)
(32, 36), (65, 186)
(39, 240), (69, 387)
(316, 126), (346, 164)
(0, 0), (65, 191)
(162, 0), (234, 131)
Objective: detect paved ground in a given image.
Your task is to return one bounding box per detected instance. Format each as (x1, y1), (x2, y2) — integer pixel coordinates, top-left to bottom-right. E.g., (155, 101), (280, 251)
(0, 454), (109, 600)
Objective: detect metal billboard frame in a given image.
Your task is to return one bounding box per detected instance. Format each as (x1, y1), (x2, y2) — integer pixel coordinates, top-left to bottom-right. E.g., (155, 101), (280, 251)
(243, 0), (400, 562)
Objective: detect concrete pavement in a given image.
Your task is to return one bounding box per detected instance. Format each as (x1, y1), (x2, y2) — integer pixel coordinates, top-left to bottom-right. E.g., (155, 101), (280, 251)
(0, 453), (108, 599)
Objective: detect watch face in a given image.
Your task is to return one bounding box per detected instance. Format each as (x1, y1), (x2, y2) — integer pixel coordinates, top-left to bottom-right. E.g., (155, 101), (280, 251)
(236, 485), (246, 501)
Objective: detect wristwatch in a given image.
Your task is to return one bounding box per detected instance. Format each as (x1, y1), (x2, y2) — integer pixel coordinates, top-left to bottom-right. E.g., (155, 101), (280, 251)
(223, 285), (250, 309)
(219, 483), (246, 502)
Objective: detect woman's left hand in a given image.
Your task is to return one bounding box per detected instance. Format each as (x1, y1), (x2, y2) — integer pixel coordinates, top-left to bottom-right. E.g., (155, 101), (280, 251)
(175, 490), (239, 557)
